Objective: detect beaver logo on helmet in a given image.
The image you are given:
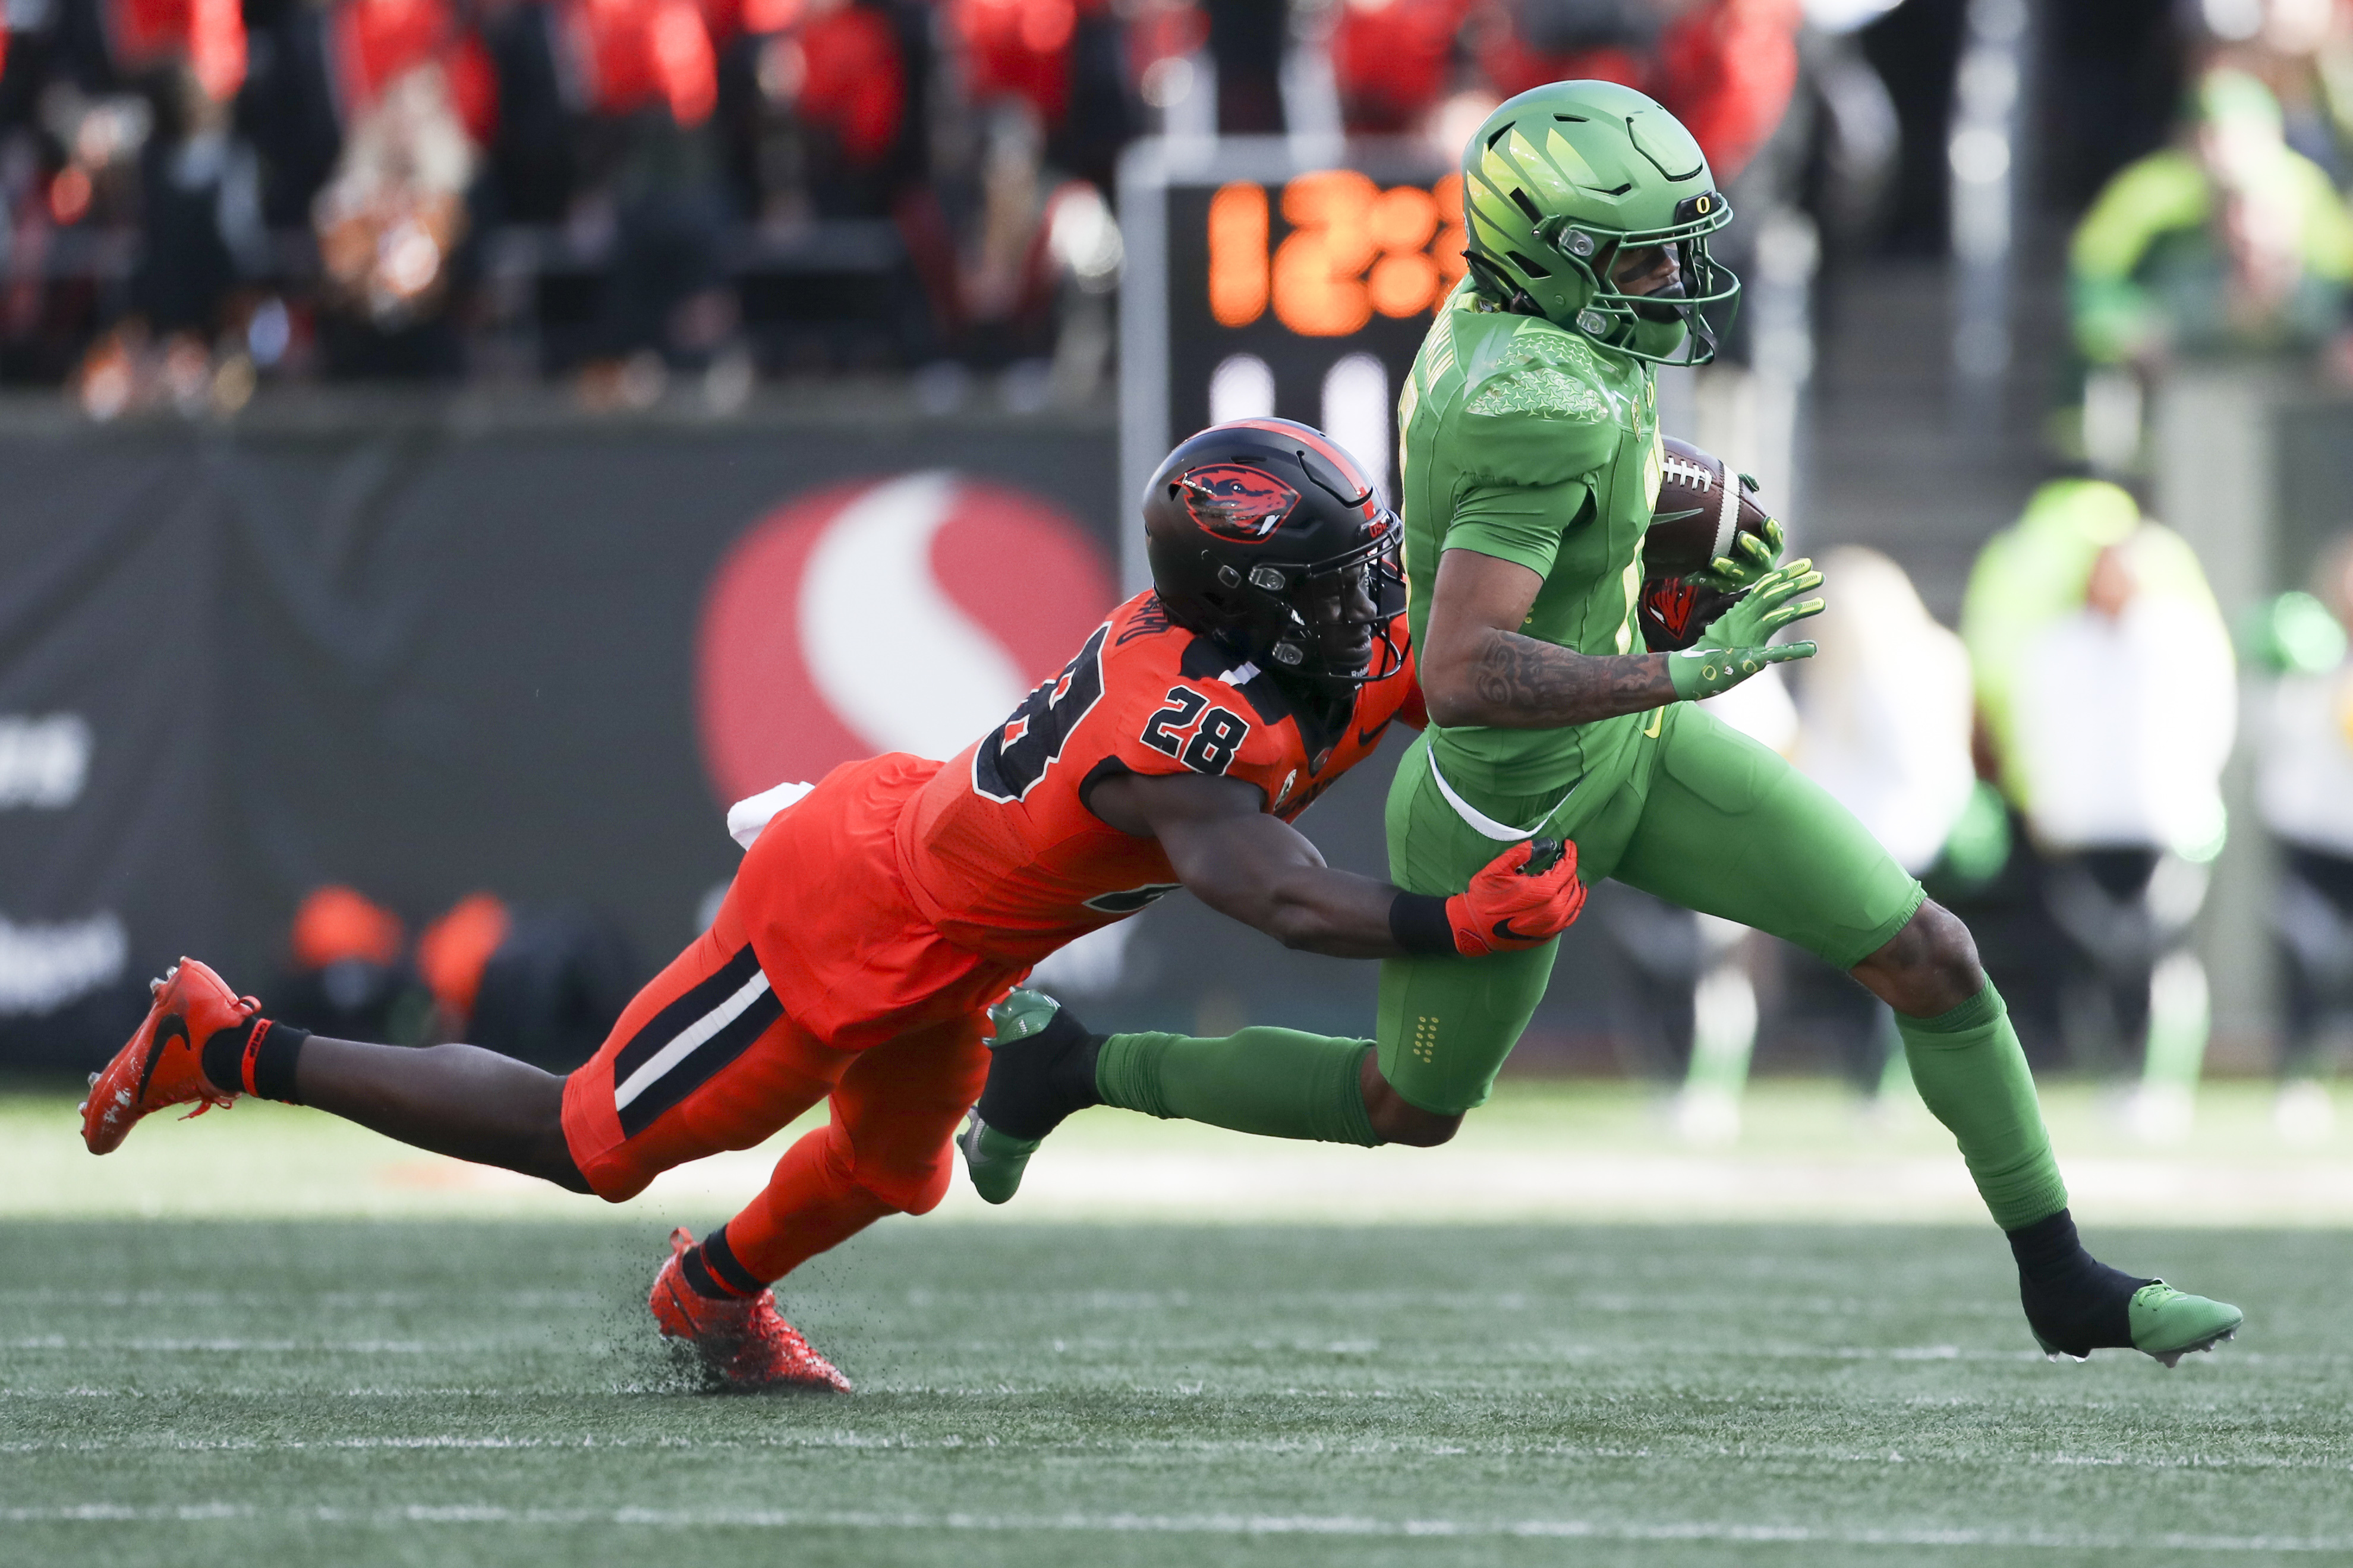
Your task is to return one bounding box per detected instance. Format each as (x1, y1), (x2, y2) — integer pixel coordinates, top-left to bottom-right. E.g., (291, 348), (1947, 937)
(1143, 418), (1406, 690)
(1177, 465), (1300, 542)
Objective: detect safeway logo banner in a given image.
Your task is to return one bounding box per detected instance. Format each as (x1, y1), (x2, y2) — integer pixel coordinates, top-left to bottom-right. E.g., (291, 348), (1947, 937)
(697, 471), (1117, 804)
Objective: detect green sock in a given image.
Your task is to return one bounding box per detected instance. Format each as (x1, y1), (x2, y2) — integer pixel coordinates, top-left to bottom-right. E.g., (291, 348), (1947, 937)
(1095, 1028), (1382, 1147)
(1896, 982), (2068, 1229)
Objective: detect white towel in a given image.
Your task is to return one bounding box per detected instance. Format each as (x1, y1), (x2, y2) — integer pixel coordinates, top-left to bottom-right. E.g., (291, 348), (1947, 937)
(726, 780), (815, 850)
(2017, 602), (2235, 855)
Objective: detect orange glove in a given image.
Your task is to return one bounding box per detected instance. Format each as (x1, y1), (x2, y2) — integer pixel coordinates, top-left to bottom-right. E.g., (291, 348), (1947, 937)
(1446, 838), (1585, 957)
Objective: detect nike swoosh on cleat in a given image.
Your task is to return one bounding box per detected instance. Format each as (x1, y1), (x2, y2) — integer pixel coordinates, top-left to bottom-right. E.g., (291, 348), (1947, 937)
(659, 1276), (700, 1339)
(135, 1015), (188, 1105)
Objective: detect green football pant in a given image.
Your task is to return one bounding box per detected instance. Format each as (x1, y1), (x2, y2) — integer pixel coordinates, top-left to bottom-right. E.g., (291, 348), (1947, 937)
(1376, 703), (1923, 1114)
(1096, 703), (2069, 1231)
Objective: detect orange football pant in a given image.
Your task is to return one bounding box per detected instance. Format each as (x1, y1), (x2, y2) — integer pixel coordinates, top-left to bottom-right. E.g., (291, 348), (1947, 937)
(560, 881), (992, 1286)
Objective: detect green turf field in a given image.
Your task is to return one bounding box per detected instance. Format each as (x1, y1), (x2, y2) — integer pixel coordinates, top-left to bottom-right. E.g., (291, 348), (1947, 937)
(7, 1083), (2349, 1564)
(4, 1214), (2346, 1567)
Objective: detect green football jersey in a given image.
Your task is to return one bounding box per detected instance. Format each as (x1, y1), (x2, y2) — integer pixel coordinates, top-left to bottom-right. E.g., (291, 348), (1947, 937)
(1395, 281), (1665, 797)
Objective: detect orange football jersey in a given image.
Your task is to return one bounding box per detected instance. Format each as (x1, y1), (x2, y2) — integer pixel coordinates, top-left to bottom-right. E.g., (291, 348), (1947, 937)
(894, 588), (1423, 965)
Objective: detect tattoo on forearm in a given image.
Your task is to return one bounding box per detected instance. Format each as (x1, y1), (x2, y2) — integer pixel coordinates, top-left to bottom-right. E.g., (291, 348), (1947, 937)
(1467, 632), (1673, 727)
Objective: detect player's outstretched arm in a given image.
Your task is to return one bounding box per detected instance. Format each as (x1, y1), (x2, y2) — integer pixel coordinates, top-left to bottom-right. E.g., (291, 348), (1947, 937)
(1086, 771), (1584, 959)
(968, 783), (1580, 1200)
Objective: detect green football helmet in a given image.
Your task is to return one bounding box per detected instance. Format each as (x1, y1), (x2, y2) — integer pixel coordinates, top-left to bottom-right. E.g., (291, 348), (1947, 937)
(1460, 80), (1740, 365)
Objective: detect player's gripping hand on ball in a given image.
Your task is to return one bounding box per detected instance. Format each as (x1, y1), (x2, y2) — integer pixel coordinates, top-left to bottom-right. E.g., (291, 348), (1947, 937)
(1667, 557), (1825, 701)
(1436, 837), (1585, 957)
(1690, 509), (1786, 592)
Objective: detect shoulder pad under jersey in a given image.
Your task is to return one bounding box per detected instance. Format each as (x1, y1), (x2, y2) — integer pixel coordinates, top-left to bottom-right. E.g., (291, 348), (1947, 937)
(1093, 632), (1305, 803)
(1451, 318), (1624, 488)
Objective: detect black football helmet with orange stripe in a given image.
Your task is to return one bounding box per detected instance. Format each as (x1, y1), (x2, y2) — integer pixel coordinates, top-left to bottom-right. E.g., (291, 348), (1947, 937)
(1141, 419), (1405, 690)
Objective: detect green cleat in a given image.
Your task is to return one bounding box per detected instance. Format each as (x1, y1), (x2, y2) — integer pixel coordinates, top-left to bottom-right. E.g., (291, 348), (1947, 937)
(2126, 1282), (2242, 1368)
(958, 988), (1102, 1206)
(956, 1111), (1042, 1206)
(987, 986), (1063, 1046)
(2034, 1281), (2242, 1367)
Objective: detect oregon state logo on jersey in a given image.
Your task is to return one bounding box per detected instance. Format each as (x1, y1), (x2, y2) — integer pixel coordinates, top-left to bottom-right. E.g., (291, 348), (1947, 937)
(1178, 465), (1300, 542)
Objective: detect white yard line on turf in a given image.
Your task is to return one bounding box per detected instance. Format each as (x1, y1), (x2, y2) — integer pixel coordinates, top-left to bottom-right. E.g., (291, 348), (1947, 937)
(0, 1435), (2343, 1472)
(2, 1503), (2348, 1551)
(0, 1288), (603, 1306)
(5, 1341), (2319, 1365)
(4, 1337), (474, 1353)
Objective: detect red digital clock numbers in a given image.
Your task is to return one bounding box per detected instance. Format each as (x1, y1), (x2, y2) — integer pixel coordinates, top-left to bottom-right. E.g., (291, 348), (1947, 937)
(1207, 172), (1467, 336)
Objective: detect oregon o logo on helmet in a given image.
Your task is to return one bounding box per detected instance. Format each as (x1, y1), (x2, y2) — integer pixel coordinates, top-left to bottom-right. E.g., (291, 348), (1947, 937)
(697, 472), (1114, 804)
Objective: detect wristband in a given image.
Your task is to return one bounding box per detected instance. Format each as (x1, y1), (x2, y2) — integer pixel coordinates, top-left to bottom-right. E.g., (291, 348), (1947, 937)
(1389, 892), (1458, 956)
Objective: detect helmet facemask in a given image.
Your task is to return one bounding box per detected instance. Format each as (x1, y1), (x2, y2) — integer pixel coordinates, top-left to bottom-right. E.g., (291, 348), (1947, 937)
(1530, 191), (1741, 366)
(1211, 528), (1407, 692)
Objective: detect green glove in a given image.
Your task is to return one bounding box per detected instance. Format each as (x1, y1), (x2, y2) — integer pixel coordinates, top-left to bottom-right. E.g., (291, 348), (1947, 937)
(1689, 503), (1785, 591)
(1667, 557), (1824, 701)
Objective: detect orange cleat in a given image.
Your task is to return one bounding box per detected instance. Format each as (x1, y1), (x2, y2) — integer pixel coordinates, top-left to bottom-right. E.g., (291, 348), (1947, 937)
(80, 959), (257, 1155)
(648, 1227), (851, 1393)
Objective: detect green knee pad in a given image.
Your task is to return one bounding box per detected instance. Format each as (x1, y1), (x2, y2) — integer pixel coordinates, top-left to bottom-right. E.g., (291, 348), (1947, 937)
(1374, 941), (1560, 1115)
(1897, 983), (2069, 1230)
(1374, 734), (1575, 1115)
(1096, 1028), (1382, 1147)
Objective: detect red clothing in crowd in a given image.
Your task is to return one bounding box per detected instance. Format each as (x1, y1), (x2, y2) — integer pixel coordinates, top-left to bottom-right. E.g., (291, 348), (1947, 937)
(700, 0), (904, 169)
(105, 0), (247, 98)
(1649, 0), (1802, 182)
(952, 0), (1104, 131)
(330, 0), (497, 143)
(1480, 0), (1801, 182)
(789, 2), (905, 167)
(1330, 0), (1473, 134)
(566, 0), (719, 124)
(1479, 29), (1642, 103)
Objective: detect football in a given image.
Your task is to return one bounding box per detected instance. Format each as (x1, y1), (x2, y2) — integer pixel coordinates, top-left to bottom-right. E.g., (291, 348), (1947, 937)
(1639, 437), (1778, 650)
(1638, 573), (1741, 652)
(1642, 436), (1776, 577)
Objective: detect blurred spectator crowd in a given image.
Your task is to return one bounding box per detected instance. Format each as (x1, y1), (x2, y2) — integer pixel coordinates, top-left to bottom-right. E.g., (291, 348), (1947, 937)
(2064, 0), (2353, 468)
(1607, 476), (2353, 1151)
(0, 0), (1809, 414)
(1, 0), (1152, 411)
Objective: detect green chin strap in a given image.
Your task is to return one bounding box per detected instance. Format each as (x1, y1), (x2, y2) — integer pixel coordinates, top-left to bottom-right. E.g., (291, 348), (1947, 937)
(1628, 314), (1690, 359)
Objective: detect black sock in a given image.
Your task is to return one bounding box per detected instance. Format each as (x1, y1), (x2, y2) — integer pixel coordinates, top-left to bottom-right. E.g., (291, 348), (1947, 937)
(974, 1004), (1105, 1141)
(198, 1018), (310, 1103)
(679, 1225), (764, 1300)
(2008, 1209), (2150, 1356)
